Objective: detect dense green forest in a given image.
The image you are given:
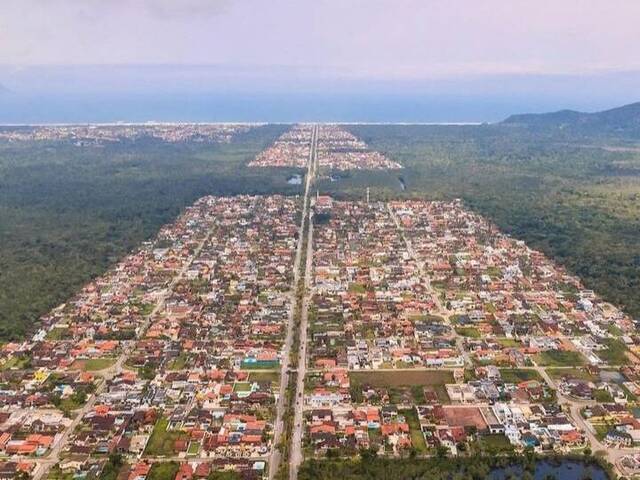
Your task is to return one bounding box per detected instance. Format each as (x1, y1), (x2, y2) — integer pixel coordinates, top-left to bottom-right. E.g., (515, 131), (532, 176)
(298, 451), (612, 480)
(325, 124), (640, 321)
(1, 121), (640, 340)
(0, 125), (299, 339)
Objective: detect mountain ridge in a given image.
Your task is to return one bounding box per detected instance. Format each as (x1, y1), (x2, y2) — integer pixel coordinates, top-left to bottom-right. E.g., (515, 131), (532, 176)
(502, 101), (640, 133)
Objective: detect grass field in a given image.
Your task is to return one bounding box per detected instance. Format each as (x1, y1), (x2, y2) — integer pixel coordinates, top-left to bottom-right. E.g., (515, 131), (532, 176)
(534, 350), (586, 367)
(546, 367), (598, 381)
(144, 417), (187, 457)
(597, 338), (629, 365)
(476, 434), (514, 453)
(400, 408), (428, 454)
(75, 357), (116, 371)
(233, 382), (252, 392)
(167, 353), (188, 370)
(148, 462), (179, 480)
(455, 327), (481, 338)
(350, 370), (454, 404)
(499, 368), (542, 383)
(249, 370), (280, 383)
(0, 355), (31, 371)
(350, 370), (454, 387)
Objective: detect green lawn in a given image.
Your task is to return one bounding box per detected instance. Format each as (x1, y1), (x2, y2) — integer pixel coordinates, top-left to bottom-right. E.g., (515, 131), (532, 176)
(597, 338), (629, 365)
(476, 434), (514, 453)
(499, 368), (542, 383)
(400, 408), (428, 454)
(0, 354), (31, 370)
(351, 370), (453, 404)
(348, 283), (368, 294)
(593, 389), (614, 403)
(496, 338), (521, 348)
(167, 353), (188, 370)
(249, 370), (280, 383)
(546, 367), (598, 381)
(187, 441), (200, 455)
(47, 465), (74, 480)
(46, 327), (71, 340)
(455, 327), (481, 338)
(148, 462), (179, 480)
(144, 417), (187, 457)
(80, 357), (116, 371)
(350, 370), (454, 388)
(534, 350), (586, 367)
(233, 382), (252, 392)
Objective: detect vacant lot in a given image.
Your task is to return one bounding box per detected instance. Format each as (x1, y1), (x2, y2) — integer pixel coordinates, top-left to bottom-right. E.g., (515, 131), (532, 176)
(144, 417), (187, 457)
(400, 408), (428, 453)
(350, 370), (453, 387)
(443, 406), (487, 430)
(499, 368), (542, 383)
(597, 338), (630, 365)
(534, 350), (586, 367)
(249, 370), (281, 383)
(350, 370), (454, 404)
(546, 367), (598, 382)
(73, 357), (116, 371)
(476, 433), (514, 453)
(455, 327), (481, 338)
(148, 462), (179, 480)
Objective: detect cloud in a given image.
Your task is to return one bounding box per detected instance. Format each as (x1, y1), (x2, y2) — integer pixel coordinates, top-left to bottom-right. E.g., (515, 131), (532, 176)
(141, 0), (231, 19)
(0, 0), (639, 81)
(27, 0), (232, 19)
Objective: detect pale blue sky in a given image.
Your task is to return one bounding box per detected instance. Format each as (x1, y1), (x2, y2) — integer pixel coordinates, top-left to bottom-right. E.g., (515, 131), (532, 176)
(0, 0), (639, 121)
(2, 0), (639, 76)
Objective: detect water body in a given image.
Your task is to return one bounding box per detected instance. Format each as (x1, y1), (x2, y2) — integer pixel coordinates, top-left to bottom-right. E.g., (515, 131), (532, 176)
(0, 92), (548, 124)
(489, 460), (609, 480)
(287, 174), (302, 185)
(398, 177), (406, 191)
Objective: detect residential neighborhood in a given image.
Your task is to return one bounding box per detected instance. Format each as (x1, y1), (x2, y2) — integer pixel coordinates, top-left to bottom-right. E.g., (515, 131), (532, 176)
(0, 124), (254, 145)
(248, 124), (401, 170)
(300, 194), (640, 477)
(0, 195), (299, 479)
(1, 124), (639, 479)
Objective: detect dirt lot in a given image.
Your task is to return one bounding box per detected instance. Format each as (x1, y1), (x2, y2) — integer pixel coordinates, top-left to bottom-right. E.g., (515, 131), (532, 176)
(443, 406), (488, 430)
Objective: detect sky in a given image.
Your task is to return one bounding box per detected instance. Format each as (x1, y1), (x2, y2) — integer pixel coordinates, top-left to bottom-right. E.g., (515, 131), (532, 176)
(1, 0), (639, 122)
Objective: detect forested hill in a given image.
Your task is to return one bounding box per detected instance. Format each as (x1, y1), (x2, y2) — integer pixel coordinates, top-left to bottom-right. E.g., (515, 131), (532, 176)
(502, 101), (640, 136)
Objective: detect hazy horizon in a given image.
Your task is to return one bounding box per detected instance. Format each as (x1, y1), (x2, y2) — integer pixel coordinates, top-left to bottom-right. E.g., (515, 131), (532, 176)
(1, 0), (639, 123)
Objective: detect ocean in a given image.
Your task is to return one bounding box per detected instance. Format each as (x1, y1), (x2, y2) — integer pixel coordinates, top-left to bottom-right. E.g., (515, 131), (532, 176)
(0, 92), (559, 124)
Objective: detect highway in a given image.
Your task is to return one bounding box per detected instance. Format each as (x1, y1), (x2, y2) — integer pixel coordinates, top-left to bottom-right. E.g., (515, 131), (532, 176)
(289, 197), (314, 479)
(289, 125), (317, 480)
(34, 125), (318, 480)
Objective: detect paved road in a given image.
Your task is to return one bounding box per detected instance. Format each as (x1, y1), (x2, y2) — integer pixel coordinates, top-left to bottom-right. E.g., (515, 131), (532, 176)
(33, 225), (215, 479)
(289, 125), (317, 480)
(537, 362), (637, 477)
(268, 124), (317, 480)
(290, 205), (314, 480)
(388, 202), (638, 475)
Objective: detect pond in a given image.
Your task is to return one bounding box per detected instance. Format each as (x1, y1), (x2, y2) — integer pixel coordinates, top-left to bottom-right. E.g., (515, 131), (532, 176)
(489, 459), (609, 480)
